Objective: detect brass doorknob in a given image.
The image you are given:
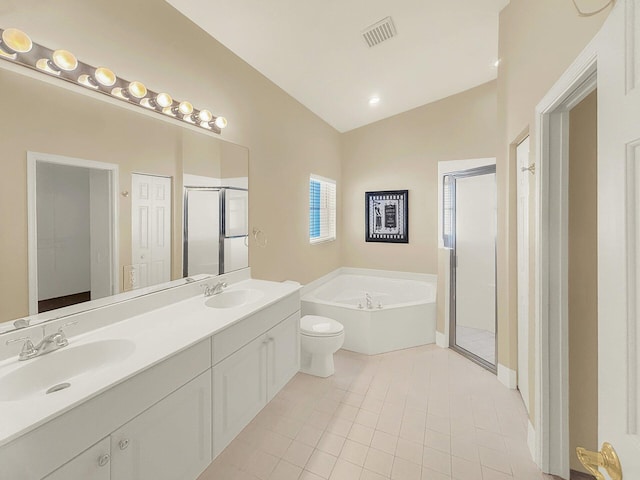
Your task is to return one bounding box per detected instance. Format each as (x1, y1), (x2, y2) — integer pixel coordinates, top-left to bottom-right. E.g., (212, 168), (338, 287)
(576, 442), (622, 480)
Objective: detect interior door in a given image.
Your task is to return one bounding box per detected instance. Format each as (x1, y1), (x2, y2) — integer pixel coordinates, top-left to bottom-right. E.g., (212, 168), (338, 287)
(593, 0), (640, 476)
(516, 137), (531, 412)
(131, 173), (172, 289)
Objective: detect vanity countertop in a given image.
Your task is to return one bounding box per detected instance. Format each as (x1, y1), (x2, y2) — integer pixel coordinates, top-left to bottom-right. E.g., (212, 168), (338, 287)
(0, 278), (300, 447)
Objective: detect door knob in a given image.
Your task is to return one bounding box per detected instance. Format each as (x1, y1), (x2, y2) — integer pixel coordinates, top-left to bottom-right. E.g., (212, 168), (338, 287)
(576, 442), (622, 480)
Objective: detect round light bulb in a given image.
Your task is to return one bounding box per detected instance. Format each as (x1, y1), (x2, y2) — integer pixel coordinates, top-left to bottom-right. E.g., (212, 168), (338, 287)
(155, 93), (173, 108)
(214, 116), (228, 129)
(198, 109), (213, 122)
(128, 81), (147, 99)
(95, 67), (116, 87)
(178, 101), (193, 115)
(52, 50), (78, 71)
(2, 28), (32, 53)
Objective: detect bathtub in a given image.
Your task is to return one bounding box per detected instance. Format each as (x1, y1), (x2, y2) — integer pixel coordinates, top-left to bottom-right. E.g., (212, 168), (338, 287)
(301, 269), (437, 355)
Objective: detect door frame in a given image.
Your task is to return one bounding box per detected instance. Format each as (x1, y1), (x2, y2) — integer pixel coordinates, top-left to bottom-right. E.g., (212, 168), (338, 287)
(448, 164), (498, 373)
(27, 151), (119, 315)
(533, 38), (598, 476)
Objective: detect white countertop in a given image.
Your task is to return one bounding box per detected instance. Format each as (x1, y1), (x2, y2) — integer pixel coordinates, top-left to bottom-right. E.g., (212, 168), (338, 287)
(0, 278), (300, 447)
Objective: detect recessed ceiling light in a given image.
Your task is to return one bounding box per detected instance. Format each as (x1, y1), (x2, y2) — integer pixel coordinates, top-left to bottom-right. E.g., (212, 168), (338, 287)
(369, 96), (380, 105)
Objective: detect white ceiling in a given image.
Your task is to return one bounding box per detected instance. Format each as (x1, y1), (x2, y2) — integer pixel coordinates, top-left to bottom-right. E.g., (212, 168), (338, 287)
(166, 0), (509, 133)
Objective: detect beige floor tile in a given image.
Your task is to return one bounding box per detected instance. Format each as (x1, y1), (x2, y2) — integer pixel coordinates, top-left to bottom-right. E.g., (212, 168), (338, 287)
(317, 431), (346, 457)
(335, 403), (360, 422)
(245, 450), (280, 480)
(364, 448), (394, 477)
(451, 456), (482, 480)
(326, 417), (353, 437)
(395, 437), (424, 465)
(284, 441), (315, 468)
(305, 450), (337, 479)
(300, 471), (325, 480)
(421, 466), (452, 480)
(339, 439), (369, 466)
(482, 466), (514, 480)
(361, 469), (389, 480)
(371, 429), (398, 455)
(391, 457), (422, 480)
(296, 424), (325, 447)
(422, 446), (452, 476)
(329, 458), (363, 480)
(356, 408), (380, 429)
(425, 429), (451, 454)
(478, 445), (513, 475)
(348, 423), (375, 446)
(268, 460), (303, 480)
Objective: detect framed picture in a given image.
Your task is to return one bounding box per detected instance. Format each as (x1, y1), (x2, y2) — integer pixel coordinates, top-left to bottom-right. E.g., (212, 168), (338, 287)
(365, 190), (409, 243)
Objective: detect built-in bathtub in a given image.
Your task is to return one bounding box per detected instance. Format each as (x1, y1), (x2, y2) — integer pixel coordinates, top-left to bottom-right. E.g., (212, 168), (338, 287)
(301, 269), (437, 355)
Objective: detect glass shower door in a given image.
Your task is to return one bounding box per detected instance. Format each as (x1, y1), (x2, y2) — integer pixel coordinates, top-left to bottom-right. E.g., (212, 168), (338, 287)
(449, 165), (497, 370)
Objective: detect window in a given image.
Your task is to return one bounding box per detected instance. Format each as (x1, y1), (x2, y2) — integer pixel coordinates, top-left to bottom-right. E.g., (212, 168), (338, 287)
(442, 174), (454, 248)
(309, 175), (336, 243)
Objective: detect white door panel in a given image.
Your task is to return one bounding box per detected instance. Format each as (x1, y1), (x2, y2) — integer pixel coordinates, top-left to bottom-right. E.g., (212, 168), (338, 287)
(517, 137), (530, 412)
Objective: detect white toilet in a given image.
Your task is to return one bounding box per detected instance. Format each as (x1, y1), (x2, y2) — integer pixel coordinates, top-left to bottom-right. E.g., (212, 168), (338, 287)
(299, 315), (345, 377)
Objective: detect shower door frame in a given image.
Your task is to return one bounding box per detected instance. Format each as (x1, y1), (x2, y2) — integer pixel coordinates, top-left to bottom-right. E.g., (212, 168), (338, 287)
(447, 164), (498, 373)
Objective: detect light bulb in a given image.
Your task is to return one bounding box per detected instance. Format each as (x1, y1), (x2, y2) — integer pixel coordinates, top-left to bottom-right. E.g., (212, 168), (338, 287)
(156, 93), (173, 108)
(214, 116), (228, 129)
(1, 28), (32, 53)
(198, 109), (213, 122)
(95, 67), (116, 87)
(36, 58), (60, 75)
(52, 50), (78, 71)
(178, 101), (193, 115)
(78, 74), (98, 89)
(128, 81), (147, 99)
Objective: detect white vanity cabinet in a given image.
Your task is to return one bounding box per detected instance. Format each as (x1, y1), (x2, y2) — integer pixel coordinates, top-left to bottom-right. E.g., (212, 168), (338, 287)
(213, 305), (300, 456)
(43, 371), (211, 480)
(43, 438), (111, 480)
(110, 370), (212, 480)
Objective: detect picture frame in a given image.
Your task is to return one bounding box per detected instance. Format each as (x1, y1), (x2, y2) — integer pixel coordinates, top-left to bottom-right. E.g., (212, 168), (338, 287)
(365, 190), (409, 243)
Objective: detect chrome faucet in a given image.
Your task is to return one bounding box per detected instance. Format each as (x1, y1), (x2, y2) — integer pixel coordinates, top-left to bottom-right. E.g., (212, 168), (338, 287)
(365, 293), (373, 309)
(203, 281), (228, 297)
(5, 321), (77, 361)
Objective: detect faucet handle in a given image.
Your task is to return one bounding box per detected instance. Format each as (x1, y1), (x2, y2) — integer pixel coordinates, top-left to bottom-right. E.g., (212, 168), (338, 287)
(6, 336), (37, 360)
(56, 321), (78, 346)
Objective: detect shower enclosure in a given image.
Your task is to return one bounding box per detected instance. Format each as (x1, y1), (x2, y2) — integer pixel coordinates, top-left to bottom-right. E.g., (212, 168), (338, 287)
(445, 164), (497, 371)
(183, 186), (248, 277)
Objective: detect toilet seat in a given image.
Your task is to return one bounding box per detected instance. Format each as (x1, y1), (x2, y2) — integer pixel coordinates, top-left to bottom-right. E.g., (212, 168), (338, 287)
(300, 315), (344, 337)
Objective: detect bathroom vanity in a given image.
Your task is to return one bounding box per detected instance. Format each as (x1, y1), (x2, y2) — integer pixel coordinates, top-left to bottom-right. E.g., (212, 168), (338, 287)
(0, 273), (300, 479)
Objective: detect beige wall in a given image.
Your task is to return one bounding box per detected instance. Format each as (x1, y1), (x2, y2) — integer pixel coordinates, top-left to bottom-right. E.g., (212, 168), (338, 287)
(496, 0), (610, 407)
(340, 81), (498, 274)
(568, 90), (598, 473)
(0, 0), (342, 323)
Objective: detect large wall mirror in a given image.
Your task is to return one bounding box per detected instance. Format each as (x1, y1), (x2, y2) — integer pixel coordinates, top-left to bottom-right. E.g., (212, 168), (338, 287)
(0, 66), (248, 334)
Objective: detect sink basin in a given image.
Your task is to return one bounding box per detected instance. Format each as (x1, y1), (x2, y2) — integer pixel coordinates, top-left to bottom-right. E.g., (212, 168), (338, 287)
(205, 289), (264, 309)
(0, 339), (136, 402)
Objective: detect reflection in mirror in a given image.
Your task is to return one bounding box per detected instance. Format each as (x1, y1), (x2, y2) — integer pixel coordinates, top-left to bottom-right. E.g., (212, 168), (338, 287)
(0, 65), (248, 334)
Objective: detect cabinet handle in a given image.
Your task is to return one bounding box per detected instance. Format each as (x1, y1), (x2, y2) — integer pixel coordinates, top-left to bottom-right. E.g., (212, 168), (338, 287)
(97, 454), (110, 467)
(119, 439), (130, 450)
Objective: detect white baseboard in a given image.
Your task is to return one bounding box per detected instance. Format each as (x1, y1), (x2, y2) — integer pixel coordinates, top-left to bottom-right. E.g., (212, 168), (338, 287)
(497, 363), (517, 389)
(527, 420), (536, 461)
(435, 331), (448, 348)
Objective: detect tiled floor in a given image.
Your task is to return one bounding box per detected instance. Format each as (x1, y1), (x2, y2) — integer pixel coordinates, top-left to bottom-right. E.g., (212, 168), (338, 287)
(456, 326), (496, 365)
(199, 345), (553, 480)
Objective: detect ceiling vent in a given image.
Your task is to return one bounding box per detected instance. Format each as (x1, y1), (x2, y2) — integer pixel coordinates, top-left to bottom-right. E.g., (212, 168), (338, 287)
(361, 17), (396, 48)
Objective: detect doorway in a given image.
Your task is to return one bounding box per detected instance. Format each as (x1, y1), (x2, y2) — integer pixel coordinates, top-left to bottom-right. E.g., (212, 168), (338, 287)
(27, 152), (118, 314)
(448, 164), (497, 372)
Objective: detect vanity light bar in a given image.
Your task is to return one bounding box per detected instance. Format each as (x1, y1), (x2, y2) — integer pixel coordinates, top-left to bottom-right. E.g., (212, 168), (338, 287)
(0, 28), (227, 134)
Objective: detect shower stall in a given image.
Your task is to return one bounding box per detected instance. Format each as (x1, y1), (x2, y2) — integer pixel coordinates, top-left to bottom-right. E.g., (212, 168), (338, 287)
(444, 164), (497, 371)
(183, 186), (248, 277)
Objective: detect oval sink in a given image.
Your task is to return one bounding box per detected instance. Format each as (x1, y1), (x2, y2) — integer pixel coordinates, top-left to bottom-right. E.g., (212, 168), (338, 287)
(0, 339), (136, 402)
(205, 289), (264, 309)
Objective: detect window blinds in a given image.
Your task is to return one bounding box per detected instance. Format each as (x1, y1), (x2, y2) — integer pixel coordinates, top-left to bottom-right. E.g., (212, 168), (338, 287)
(309, 175), (336, 243)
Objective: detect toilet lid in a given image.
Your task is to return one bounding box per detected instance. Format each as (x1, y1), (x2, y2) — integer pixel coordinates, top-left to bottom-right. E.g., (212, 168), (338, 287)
(300, 315), (344, 336)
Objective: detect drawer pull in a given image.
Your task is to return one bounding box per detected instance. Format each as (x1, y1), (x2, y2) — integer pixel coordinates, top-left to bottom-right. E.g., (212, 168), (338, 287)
(97, 454), (110, 467)
(119, 439), (130, 450)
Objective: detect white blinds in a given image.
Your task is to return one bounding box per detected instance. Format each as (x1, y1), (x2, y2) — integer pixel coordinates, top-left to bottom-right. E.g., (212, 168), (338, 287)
(310, 175), (336, 243)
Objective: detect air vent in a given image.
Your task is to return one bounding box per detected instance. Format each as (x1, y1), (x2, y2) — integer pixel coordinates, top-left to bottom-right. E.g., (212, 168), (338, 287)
(362, 17), (397, 48)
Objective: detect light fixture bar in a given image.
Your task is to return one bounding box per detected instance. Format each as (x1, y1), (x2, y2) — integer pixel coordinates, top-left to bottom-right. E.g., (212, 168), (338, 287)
(0, 27), (227, 134)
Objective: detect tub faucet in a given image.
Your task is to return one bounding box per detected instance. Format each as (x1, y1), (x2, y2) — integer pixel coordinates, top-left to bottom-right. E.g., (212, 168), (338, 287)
(365, 293), (373, 309)
(204, 281), (228, 297)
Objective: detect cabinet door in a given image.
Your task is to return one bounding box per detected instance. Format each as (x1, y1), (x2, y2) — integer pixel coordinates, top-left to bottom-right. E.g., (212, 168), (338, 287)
(267, 312), (300, 401)
(43, 437), (111, 480)
(213, 334), (267, 456)
(110, 371), (212, 480)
